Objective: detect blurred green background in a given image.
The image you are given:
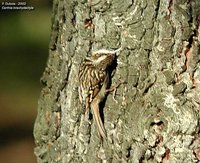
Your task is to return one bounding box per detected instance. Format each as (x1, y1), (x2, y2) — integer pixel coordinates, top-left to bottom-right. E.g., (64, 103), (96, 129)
(0, 0), (52, 162)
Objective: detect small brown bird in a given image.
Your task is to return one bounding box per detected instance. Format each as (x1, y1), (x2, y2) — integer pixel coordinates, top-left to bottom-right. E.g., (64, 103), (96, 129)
(78, 48), (121, 139)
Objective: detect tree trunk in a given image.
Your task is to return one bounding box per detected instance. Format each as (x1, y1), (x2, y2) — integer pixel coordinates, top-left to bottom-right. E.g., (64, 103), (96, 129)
(34, 0), (200, 162)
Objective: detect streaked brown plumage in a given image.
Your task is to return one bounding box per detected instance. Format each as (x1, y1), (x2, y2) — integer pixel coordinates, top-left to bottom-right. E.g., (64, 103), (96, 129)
(78, 52), (116, 139)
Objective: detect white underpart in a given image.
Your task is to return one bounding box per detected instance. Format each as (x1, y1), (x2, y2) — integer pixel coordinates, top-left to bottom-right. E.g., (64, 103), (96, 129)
(92, 47), (122, 56)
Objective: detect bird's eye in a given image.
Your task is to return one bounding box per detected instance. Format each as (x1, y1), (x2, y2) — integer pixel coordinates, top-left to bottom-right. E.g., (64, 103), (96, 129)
(92, 54), (100, 59)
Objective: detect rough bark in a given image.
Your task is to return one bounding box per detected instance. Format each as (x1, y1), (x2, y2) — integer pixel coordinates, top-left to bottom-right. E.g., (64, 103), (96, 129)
(34, 0), (200, 162)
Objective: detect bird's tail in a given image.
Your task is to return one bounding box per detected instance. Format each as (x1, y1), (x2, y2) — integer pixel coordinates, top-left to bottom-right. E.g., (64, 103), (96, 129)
(91, 98), (107, 139)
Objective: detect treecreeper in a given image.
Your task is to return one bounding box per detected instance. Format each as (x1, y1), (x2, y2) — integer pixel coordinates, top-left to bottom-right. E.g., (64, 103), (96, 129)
(78, 48), (122, 139)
